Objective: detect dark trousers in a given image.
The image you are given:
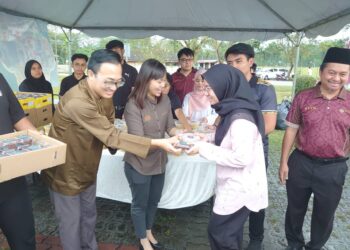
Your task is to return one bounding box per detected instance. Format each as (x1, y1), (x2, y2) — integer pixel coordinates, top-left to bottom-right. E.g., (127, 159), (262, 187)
(208, 206), (250, 250)
(124, 162), (165, 239)
(248, 153), (268, 241)
(248, 209), (265, 241)
(285, 149), (348, 250)
(0, 186), (36, 250)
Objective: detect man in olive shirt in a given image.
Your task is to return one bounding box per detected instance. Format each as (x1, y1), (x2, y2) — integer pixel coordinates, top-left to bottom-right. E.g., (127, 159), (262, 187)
(41, 49), (180, 250)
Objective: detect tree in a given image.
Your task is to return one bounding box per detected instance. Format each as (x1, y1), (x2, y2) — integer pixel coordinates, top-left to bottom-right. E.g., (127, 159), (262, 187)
(178, 37), (211, 56)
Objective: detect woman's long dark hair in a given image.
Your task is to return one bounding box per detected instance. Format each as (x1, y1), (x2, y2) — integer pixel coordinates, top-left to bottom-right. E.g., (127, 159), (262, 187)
(129, 59), (166, 109)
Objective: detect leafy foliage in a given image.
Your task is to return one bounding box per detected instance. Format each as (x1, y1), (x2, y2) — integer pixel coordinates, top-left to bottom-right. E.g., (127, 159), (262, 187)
(295, 75), (317, 94)
(48, 26), (347, 70)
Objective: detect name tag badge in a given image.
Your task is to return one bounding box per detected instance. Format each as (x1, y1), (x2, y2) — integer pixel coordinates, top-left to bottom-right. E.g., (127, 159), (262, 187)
(304, 106), (316, 111)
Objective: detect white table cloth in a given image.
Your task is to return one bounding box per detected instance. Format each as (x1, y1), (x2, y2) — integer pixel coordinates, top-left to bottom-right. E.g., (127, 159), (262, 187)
(96, 149), (216, 209)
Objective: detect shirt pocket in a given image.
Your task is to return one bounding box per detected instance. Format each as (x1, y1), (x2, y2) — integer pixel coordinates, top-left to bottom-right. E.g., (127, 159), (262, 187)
(333, 162), (348, 186)
(141, 112), (156, 135)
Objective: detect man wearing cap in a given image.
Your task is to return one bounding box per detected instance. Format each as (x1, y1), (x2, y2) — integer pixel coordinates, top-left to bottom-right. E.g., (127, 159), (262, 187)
(105, 40), (138, 118)
(279, 47), (350, 250)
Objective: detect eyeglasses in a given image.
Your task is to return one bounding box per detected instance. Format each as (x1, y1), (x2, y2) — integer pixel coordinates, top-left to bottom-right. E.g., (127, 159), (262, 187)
(95, 74), (126, 89)
(103, 77), (126, 88)
(179, 58), (194, 63)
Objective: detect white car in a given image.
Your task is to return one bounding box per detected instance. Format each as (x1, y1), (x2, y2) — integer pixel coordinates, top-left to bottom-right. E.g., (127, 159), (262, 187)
(256, 68), (288, 80)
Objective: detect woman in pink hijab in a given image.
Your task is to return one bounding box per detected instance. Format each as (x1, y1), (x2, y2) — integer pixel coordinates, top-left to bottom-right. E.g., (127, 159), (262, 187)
(182, 68), (217, 124)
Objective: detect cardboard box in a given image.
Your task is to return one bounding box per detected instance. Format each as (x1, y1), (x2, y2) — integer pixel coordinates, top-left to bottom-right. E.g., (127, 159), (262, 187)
(16, 92), (52, 109)
(33, 93), (52, 109)
(17, 96), (35, 110)
(15, 92), (53, 128)
(0, 130), (66, 183)
(36, 106), (53, 127)
(23, 109), (38, 127)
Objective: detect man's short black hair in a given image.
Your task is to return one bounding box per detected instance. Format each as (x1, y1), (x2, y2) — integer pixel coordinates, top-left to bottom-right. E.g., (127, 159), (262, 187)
(71, 53), (88, 63)
(88, 49), (122, 74)
(319, 63), (327, 72)
(105, 40), (124, 50)
(177, 48), (194, 59)
(225, 43), (255, 60)
(251, 63), (257, 73)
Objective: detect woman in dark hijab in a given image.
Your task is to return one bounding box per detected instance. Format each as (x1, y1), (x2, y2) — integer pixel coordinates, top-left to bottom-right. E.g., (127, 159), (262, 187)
(19, 60), (55, 112)
(19, 60), (53, 93)
(186, 64), (268, 250)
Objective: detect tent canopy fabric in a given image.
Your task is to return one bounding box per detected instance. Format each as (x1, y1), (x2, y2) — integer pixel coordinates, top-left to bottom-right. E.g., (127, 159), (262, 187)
(0, 0), (349, 41)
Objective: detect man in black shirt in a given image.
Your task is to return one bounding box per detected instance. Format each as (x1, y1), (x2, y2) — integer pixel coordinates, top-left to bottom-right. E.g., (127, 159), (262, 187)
(106, 40), (138, 118)
(163, 73), (192, 131)
(59, 53), (88, 97)
(0, 73), (37, 249)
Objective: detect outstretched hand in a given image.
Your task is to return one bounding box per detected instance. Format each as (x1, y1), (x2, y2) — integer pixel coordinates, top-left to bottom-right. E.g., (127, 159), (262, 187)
(156, 136), (182, 156)
(185, 144), (199, 155)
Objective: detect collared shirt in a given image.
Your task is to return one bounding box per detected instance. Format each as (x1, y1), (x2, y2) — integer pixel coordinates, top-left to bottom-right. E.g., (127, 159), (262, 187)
(286, 83), (350, 158)
(41, 79), (151, 195)
(112, 62), (138, 118)
(0, 73), (26, 203)
(249, 75), (277, 156)
(59, 73), (87, 96)
(198, 118), (268, 215)
(172, 68), (197, 104)
(124, 96), (175, 175)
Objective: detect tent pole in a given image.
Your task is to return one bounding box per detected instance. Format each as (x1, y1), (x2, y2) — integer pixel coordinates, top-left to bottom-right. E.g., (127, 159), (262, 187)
(291, 32), (303, 98)
(61, 27), (72, 75)
(68, 29), (72, 74)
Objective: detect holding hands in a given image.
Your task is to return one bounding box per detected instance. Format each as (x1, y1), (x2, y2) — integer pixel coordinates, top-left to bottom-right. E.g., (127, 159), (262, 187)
(152, 136), (182, 155)
(176, 132), (209, 155)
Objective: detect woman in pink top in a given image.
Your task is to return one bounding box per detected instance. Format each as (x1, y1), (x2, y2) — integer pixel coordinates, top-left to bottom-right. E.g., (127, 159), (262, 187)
(187, 64), (268, 250)
(182, 68), (216, 123)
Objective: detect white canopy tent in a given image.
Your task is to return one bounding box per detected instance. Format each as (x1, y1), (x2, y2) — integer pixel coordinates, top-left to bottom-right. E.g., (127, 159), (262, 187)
(0, 0), (349, 94)
(0, 0), (349, 40)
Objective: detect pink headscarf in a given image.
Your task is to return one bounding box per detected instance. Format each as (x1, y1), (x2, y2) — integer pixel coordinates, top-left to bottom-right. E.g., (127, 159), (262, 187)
(187, 68), (212, 117)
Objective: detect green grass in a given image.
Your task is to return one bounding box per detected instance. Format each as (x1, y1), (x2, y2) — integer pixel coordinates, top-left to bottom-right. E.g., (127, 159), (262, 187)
(274, 85), (292, 103)
(269, 130), (285, 153)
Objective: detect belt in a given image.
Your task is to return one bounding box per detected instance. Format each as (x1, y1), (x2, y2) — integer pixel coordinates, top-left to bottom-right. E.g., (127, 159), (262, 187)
(296, 149), (348, 164)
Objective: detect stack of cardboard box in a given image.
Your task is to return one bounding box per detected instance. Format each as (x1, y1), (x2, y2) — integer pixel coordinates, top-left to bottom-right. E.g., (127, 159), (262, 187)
(15, 92), (53, 127)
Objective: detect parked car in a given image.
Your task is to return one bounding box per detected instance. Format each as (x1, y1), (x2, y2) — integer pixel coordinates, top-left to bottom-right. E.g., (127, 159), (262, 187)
(256, 68), (289, 80)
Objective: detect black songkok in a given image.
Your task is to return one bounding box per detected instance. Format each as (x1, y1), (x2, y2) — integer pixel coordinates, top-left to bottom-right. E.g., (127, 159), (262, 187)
(322, 47), (350, 65)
